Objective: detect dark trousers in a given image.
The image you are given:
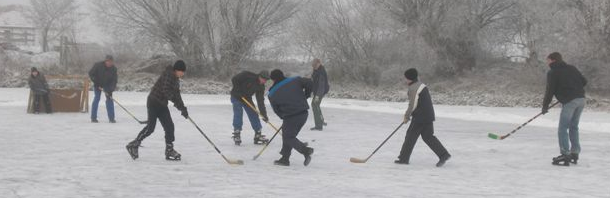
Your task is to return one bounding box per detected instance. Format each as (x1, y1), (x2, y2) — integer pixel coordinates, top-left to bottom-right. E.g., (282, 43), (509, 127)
(135, 99), (175, 144)
(311, 95), (325, 128)
(33, 93), (52, 113)
(280, 112), (308, 158)
(398, 122), (448, 162)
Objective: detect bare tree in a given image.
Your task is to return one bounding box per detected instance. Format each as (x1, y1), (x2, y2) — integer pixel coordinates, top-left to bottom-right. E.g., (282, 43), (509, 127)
(26, 0), (79, 52)
(568, 0), (610, 60)
(94, 0), (298, 78)
(376, 0), (515, 74)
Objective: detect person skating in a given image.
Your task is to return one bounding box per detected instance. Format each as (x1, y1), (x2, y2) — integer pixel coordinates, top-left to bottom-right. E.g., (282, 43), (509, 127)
(310, 58), (330, 131)
(267, 69), (315, 166)
(126, 60), (189, 161)
(89, 55), (118, 123)
(396, 68), (451, 167)
(542, 52), (587, 166)
(28, 67), (52, 114)
(230, 70), (271, 145)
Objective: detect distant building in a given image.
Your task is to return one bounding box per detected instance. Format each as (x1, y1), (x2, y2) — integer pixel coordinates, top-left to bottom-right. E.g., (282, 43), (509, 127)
(0, 25), (36, 45)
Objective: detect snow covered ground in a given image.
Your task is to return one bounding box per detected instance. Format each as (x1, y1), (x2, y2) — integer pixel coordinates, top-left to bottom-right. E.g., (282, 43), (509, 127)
(1, 88), (609, 198)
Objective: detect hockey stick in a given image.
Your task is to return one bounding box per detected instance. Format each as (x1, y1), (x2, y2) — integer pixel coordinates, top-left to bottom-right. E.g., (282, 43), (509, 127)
(104, 91), (148, 124)
(488, 101), (559, 140)
(241, 97), (282, 160)
(187, 117), (244, 165)
(350, 122), (406, 163)
(35, 89), (77, 99)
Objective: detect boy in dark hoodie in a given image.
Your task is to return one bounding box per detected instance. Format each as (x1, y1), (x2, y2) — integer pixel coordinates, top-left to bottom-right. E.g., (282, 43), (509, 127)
(28, 67), (52, 114)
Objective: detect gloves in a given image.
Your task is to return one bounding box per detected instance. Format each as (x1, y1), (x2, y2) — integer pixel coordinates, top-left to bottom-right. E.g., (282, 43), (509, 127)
(181, 107), (189, 119)
(262, 114), (269, 122)
(541, 107), (549, 115)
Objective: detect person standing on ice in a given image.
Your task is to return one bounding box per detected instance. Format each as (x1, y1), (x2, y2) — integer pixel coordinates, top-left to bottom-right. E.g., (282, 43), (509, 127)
(268, 69), (315, 166)
(125, 60), (189, 161)
(29, 67), (52, 114)
(395, 68), (451, 167)
(229, 70), (271, 145)
(310, 58), (330, 131)
(88, 55), (118, 123)
(542, 52), (587, 166)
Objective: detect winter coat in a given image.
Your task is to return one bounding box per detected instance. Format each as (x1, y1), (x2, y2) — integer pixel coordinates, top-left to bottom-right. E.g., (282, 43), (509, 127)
(148, 66), (186, 111)
(268, 76), (313, 119)
(230, 71), (267, 117)
(312, 66), (330, 97)
(543, 61), (587, 109)
(404, 81), (435, 123)
(29, 73), (49, 95)
(88, 61), (118, 92)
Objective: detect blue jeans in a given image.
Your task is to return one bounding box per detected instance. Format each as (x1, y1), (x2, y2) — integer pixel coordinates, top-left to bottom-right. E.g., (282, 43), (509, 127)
(91, 89), (115, 121)
(231, 96), (262, 132)
(558, 98), (585, 155)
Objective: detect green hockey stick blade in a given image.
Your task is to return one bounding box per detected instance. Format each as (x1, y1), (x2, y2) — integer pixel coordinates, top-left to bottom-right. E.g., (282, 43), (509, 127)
(488, 133), (500, 139)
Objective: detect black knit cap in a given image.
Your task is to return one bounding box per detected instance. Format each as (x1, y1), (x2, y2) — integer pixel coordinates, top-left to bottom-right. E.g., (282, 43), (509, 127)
(547, 52), (563, 62)
(270, 69), (285, 82)
(105, 55), (114, 61)
(404, 68), (418, 81)
(173, 60), (186, 71)
(31, 67), (38, 72)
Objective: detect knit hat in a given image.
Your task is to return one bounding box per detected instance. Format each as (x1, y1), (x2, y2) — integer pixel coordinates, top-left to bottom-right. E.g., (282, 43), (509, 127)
(173, 60), (186, 71)
(404, 68), (418, 81)
(270, 69), (285, 82)
(31, 67), (38, 72)
(259, 70), (270, 80)
(547, 52), (563, 62)
(105, 55), (114, 61)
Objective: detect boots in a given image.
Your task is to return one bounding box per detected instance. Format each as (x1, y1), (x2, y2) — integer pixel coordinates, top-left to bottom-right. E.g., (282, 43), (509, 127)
(126, 140), (141, 160)
(274, 156), (290, 166)
(436, 153), (451, 167)
(303, 147), (314, 166)
(552, 154), (571, 166)
(165, 143), (181, 161)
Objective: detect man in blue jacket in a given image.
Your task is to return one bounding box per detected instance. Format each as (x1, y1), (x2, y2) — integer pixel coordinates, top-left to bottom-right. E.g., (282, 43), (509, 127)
(268, 69), (315, 166)
(88, 55), (117, 123)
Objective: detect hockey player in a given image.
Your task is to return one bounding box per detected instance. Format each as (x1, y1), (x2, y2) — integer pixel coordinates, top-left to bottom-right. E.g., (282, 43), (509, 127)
(267, 69), (315, 166)
(542, 52), (587, 166)
(230, 70), (271, 145)
(88, 55), (118, 123)
(126, 60), (189, 161)
(395, 68), (451, 167)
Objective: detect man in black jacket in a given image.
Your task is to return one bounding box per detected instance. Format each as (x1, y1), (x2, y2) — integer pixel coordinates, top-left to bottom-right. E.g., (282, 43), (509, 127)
(268, 69), (315, 166)
(230, 70), (270, 145)
(126, 60), (189, 161)
(89, 55), (118, 123)
(542, 52), (587, 166)
(310, 59), (330, 131)
(396, 68), (450, 167)
(29, 67), (52, 114)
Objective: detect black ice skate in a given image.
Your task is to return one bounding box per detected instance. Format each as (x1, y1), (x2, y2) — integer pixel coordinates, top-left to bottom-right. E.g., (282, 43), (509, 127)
(165, 143), (181, 161)
(570, 153), (578, 164)
(253, 131), (269, 145)
(232, 130), (242, 146)
(552, 154), (570, 166)
(126, 140), (141, 160)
